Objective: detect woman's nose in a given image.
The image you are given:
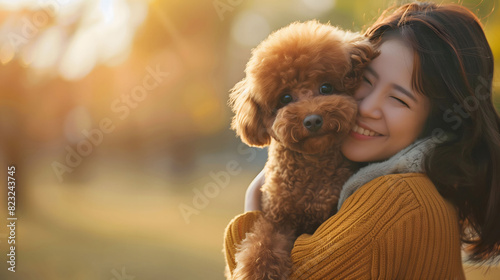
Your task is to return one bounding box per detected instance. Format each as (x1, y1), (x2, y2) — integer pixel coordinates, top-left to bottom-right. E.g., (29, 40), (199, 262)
(357, 89), (383, 119)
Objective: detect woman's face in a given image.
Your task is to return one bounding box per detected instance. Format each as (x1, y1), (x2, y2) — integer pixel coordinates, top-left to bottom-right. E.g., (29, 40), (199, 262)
(341, 38), (431, 162)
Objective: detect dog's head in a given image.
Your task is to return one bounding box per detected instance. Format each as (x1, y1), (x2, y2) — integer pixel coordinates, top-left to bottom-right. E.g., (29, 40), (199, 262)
(230, 20), (378, 154)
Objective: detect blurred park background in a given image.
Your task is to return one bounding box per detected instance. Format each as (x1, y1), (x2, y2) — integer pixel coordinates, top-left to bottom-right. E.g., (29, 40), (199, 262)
(0, 0), (498, 279)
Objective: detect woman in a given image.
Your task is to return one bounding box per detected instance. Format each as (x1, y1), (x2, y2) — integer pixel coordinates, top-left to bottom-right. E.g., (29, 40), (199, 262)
(224, 2), (500, 279)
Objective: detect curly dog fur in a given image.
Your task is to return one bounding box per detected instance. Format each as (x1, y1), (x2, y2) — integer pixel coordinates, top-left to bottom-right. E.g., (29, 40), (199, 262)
(226, 21), (377, 280)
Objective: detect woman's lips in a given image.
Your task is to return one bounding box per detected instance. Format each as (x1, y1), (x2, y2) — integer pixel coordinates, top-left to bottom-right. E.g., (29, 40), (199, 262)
(350, 124), (383, 140)
(352, 124), (382, 136)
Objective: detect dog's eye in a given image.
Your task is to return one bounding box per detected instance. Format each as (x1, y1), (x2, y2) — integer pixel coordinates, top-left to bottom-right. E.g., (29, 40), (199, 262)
(319, 83), (334, 95)
(280, 94), (293, 105)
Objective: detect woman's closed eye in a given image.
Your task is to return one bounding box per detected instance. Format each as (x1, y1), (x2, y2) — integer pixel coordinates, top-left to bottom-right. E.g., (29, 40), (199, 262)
(362, 76), (373, 86)
(391, 96), (410, 108)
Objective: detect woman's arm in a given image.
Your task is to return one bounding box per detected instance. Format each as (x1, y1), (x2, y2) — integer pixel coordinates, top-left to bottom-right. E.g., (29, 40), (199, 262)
(244, 169), (265, 212)
(223, 170), (265, 272)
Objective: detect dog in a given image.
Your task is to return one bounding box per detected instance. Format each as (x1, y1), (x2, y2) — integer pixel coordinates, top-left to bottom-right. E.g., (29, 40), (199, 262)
(227, 20), (377, 280)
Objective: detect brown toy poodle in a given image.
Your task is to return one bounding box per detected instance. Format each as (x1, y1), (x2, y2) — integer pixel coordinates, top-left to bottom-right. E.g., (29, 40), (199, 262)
(226, 20), (377, 280)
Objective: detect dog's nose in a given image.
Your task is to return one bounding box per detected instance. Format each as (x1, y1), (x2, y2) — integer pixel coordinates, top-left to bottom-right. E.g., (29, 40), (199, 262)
(303, 115), (323, 132)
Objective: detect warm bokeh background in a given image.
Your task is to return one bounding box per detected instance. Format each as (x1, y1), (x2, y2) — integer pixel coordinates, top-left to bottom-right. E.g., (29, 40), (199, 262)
(0, 0), (498, 279)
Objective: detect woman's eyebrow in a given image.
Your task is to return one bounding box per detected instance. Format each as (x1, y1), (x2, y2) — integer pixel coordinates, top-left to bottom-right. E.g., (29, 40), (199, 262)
(365, 66), (379, 78)
(393, 84), (417, 102)
(366, 66), (417, 103)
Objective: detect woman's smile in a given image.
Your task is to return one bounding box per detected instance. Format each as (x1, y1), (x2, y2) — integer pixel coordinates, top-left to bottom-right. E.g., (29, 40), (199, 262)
(350, 123), (384, 139)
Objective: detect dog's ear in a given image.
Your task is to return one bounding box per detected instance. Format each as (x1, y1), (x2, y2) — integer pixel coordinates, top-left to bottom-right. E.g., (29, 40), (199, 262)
(344, 37), (380, 91)
(229, 79), (271, 147)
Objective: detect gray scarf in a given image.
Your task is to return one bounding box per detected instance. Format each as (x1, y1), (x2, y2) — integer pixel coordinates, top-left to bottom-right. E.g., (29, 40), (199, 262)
(337, 135), (447, 210)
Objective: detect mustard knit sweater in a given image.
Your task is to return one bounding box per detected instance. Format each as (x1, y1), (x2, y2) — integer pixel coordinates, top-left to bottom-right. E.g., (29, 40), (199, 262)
(224, 173), (465, 279)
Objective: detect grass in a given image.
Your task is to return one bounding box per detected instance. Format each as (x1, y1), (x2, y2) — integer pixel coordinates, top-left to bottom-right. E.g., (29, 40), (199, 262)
(0, 158), (498, 279)
(0, 159), (255, 280)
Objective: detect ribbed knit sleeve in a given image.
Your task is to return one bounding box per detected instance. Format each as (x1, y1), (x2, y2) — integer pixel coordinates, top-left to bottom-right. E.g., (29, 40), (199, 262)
(290, 173), (465, 279)
(223, 210), (262, 274)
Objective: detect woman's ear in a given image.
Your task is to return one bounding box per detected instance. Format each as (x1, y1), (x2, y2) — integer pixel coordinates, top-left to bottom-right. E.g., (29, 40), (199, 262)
(344, 38), (379, 92)
(229, 79), (271, 147)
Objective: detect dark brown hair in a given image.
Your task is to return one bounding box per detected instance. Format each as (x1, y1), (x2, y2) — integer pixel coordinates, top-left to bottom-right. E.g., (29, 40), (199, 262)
(366, 1), (500, 262)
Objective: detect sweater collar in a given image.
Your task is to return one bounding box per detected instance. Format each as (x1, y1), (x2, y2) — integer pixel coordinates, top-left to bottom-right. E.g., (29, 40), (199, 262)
(337, 134), (454, 210)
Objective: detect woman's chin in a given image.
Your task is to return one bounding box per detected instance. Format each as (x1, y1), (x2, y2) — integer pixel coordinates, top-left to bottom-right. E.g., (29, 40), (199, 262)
(341, 137), (409, 163)
(341, 140), (382, 163)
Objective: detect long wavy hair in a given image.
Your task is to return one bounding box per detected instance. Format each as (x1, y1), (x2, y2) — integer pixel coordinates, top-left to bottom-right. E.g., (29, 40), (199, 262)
(365, 2), (500, 262)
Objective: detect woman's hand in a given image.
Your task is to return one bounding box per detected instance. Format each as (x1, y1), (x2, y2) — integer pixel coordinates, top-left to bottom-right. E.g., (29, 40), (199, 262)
(244, 169), (265, 212)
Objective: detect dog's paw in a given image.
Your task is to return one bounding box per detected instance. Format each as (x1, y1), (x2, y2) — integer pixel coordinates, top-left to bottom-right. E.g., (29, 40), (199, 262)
(232, 250), (291, 280)
(232, 218), (294, 280)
